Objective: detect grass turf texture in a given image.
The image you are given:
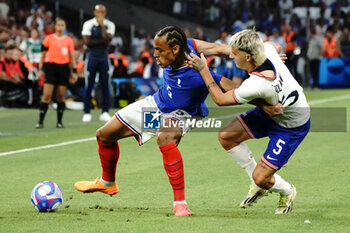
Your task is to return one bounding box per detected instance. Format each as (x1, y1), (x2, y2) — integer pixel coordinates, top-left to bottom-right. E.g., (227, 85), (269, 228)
(0, 89), (350, 233)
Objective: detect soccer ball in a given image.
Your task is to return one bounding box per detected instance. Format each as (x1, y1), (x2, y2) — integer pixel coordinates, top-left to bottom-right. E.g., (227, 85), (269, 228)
(31, 181), (63, 212)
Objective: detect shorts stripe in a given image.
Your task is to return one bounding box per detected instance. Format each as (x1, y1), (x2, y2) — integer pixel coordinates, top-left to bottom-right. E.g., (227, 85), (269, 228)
(115, 112), (143, 145)
(261, 156), (279, 170)
(237, 115), (255, 138)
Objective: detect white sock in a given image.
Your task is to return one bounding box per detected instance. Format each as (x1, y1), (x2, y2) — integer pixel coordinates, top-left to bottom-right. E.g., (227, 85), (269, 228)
(100, 178), (115, 187)
(227, 143), (257, 183)
(269, 173), (292, 195)
(173, 200), (187, 207)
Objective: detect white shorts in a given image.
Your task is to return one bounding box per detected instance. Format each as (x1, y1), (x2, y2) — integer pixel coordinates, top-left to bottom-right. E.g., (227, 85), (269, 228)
(115, 96), (195, 145)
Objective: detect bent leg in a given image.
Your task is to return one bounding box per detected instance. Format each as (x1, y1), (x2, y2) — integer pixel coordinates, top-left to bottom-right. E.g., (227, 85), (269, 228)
(96, 116), (136, 183)
(218, 118), (256, 182)
(253, 160), (295, 214)
(253, 160), (293, 196)
(74, 116), (136, 195)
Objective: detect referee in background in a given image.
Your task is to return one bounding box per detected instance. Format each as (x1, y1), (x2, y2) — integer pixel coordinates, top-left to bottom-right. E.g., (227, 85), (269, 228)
(81, 4), (115, 122)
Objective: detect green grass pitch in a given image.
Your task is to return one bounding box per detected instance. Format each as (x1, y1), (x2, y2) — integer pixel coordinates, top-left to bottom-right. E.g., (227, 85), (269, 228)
(1, 89), (350, 233)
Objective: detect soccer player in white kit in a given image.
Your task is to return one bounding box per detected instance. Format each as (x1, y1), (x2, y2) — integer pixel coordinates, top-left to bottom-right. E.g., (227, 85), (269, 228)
(186, 28), (310, 214)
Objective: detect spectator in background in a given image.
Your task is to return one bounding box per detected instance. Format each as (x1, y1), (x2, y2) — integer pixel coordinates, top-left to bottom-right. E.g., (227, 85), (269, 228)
(0, 0), (9, 20)
(19, 28), (42, 66)
(194, 27), (208, 41)
(36, 18), (77, 128)
(214, 28), (247, 87)
(44, 23), (55, 35)
(214, 28), (231, 75)
(0, 45), (4, 59)
(0, 29), (9, 47)
(268, 27), (286, 53)
(340, 27), (350, 57)
(315, 17), (328, 36)
(279, 0), (293, 24)
(109, 48), (129, 78)
(26, 7), (44, 32)
(283, 24), (298, 78)
(81, 4), (115, 122)
(128, 44), (153, 77)
(131, 29), (147, 60)
(110, 32), (124, 54)
(184, 27), (191, 38)
(307, 27), (323, 89)
(43, 11), (53, 25)
(0, 45), (29, 107)
(19, 28), (42, 106)
(15, 9), (29, 27)
(322, 26), (344, 58)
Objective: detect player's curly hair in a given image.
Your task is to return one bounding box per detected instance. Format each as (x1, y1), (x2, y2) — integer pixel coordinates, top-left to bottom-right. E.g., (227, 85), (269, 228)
(229, 28), (266, 67)
(155, 25), (191, 54)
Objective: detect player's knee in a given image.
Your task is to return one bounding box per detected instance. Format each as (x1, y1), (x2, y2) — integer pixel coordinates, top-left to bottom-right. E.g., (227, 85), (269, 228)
(218, 130), (239, 150)
(96, 127), (112, 144)
(42, 94), (52, 102)
(156, 131), (181, 146)
(252, 172), (269, 189)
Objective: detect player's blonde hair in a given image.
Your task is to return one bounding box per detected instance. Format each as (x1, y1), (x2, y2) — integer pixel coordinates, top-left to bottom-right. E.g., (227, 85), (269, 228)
(229, 29), (266, 67)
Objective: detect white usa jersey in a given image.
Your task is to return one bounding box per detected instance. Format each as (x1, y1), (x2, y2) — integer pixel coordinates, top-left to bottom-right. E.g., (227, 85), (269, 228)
(234, 43), (310, 128)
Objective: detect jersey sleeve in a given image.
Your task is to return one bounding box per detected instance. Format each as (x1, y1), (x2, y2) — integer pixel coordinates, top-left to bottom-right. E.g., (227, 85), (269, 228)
(106, 20), (115, 36)
(187, 38), (198, 54)
(42, 36), (49, 49)
(234, 77), (263, 104)
(81, 20), (92, 36)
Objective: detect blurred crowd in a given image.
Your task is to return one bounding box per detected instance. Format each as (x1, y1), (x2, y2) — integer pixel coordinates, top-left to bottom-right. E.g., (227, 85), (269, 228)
(0, 0), (350, 108)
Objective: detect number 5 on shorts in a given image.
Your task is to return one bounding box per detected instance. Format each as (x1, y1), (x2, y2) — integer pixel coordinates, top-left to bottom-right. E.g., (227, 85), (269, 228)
(273, 139), (286, 155)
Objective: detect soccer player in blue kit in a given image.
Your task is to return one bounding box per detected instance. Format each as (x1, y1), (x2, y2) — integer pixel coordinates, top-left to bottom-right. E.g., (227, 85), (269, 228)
(187, 28), (310, 214)
(74, 26), (279, 216)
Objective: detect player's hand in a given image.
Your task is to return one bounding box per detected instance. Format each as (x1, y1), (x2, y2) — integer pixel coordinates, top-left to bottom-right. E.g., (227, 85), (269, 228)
(69, 73), (78, 84)
(186, 52), (207, 72)
(38, 70), (44, 81)
(262, 103), (284, 117)
(279, 53), (287, 63)
(96, 16), (104, 26)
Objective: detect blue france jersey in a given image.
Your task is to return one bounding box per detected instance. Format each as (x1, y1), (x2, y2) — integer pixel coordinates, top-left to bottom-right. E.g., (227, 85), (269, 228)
(153, 38), (222, 116)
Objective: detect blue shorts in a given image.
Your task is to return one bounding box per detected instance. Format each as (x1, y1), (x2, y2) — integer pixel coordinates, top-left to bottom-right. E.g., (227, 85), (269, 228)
(237, 107), (310, 170)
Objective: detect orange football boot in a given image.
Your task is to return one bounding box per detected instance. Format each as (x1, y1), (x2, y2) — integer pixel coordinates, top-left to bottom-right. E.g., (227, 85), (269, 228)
(74, 178), (118, 196)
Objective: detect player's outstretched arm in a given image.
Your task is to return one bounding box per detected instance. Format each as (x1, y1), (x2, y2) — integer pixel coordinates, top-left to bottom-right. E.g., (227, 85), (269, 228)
(194, 39), (231, 58)
(186, 52), (237, 106)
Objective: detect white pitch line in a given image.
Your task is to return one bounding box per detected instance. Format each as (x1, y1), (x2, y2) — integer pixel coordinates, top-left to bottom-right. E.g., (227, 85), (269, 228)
(0, 137), (95, 157)
(308, 94), (350, 105)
